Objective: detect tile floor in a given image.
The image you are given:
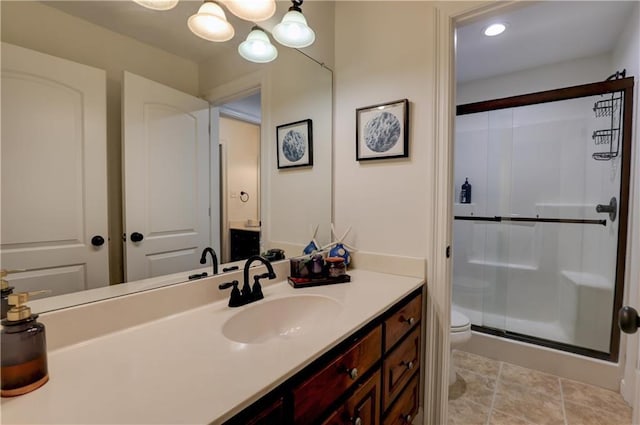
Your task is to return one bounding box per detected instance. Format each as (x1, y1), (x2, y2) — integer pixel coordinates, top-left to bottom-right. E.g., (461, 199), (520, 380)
(448, 350), (633, 425)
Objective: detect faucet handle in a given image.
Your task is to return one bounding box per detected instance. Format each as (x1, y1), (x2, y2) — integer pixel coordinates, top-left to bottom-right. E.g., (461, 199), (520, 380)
(219, 280), (243, 307)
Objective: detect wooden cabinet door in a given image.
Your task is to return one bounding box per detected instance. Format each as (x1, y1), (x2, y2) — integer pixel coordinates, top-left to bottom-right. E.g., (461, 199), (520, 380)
(322, 370), (381, 425)
(383, 375), (419, 425)
(294, 327), (381, 424)
(383, 326), (421, 409)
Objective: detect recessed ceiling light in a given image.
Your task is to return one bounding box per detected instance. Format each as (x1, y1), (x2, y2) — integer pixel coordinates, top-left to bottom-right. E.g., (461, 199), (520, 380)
(484, 23), (506, 37)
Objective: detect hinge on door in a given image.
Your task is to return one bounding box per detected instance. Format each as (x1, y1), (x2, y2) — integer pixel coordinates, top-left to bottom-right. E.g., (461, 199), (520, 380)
(208, 207), (211, 217)
(446, 246), (451, 258)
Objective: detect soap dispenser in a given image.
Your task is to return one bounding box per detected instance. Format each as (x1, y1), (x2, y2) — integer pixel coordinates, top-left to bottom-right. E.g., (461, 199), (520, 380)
(1, 291), (50, 397)
(1, 270), (17, 320)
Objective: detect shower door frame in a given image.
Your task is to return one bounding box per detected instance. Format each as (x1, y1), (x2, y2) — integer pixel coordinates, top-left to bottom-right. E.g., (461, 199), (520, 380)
(456, 76), (635, 362)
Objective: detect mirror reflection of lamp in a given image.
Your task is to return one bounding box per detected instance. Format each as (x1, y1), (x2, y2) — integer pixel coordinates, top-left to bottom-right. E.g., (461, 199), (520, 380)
(187, 1), (235, 42)
(132, 0), (179, 11)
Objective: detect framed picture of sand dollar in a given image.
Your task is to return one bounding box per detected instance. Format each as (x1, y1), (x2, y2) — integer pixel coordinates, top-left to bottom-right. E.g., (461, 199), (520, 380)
(276, 119), (313, 169)
(356, 99), (409, 161)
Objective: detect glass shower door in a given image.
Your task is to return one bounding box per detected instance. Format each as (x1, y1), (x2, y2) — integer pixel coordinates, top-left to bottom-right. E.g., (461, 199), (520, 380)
(453, 76), (633, 360)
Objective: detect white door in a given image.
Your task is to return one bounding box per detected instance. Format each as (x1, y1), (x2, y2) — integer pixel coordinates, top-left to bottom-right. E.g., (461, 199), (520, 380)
(0, 42), (109, 296)
(122, 72), (210, 281)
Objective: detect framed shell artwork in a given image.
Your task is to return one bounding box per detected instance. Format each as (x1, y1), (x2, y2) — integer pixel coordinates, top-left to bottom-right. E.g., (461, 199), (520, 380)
(276, 119), (313, 169)
(356, 99), (409, 161)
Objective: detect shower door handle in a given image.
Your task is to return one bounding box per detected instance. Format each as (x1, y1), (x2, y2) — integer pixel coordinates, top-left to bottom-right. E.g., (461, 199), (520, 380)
(619, 306), (640, 334)
(596, 197), (617, 222)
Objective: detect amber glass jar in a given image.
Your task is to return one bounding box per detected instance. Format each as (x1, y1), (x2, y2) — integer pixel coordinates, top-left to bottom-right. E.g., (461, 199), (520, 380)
(1, 315), (49, 397)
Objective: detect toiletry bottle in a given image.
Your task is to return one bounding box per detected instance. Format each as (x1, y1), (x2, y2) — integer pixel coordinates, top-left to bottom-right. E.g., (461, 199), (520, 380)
(1, 291), (50, 397)
(460, 178), (472, 204)
(0, 270), (16, 320)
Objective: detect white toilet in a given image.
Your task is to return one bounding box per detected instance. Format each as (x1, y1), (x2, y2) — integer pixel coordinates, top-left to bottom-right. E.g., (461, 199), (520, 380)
(450, 309), (472, 385)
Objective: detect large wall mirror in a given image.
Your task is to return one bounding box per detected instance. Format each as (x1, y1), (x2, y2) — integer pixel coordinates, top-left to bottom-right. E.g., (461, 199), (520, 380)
(0, 0), (333, 311)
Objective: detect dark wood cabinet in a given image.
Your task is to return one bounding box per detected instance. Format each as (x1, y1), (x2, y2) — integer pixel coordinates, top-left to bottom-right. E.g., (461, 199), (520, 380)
(222, 287), (424, 425)
(294, 326), (382, 424)
(322, 370), (381, 425)
(230, 229), (260, 261)
(383, 375), (419, 425)
(246, 397), (284, 425)
(383, 326), (420, 410)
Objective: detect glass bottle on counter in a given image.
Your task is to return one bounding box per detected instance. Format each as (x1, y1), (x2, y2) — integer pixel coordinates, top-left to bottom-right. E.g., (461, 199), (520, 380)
(1, 291), (49, 397)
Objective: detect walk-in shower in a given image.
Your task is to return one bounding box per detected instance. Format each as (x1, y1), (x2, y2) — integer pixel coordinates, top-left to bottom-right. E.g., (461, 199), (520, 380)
(452, 75), (634, 361)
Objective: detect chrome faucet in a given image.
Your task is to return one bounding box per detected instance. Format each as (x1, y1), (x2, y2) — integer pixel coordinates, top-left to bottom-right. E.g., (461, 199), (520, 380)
(199, 247), (218, 275)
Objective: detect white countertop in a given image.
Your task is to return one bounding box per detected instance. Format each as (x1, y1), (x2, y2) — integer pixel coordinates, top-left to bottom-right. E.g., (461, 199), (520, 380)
(1, 270), (423, 424)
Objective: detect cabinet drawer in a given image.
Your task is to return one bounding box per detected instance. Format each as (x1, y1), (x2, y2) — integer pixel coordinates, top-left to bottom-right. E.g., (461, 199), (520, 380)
(294, 326), (382, 424)
(384, 294), (422, 351)
(322, 370), (381, 425)
(383, 326), (420, 409)
(383, 374), (419, 425)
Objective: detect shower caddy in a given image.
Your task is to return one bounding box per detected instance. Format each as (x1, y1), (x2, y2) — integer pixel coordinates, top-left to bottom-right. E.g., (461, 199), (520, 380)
(592, 69), (626, 161)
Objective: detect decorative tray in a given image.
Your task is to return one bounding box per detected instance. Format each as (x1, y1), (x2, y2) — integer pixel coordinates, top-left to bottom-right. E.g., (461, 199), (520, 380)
(287, 274), (351, 289)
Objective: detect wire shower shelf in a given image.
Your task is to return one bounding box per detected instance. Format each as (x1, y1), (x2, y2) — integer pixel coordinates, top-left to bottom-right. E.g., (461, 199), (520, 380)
(592, 70), (625, 161)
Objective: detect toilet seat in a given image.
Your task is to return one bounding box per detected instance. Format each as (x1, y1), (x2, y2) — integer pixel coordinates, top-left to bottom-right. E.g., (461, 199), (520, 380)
(451, 309), (470, 332)
(449, 309), (472, 386)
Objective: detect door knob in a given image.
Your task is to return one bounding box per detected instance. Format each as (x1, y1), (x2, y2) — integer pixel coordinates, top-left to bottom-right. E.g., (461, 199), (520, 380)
(618, 306), (640, 334)
(130, 232), (144, 243)
(91, 235), (105, 247)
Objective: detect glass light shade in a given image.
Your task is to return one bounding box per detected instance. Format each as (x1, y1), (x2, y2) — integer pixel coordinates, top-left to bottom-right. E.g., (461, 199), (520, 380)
(272, 10), (315, 48)
(238, 28), (278, 63)
(224, 0), (276, 22)
(132, 0), (179, 10)
(188, 2), (235, 42)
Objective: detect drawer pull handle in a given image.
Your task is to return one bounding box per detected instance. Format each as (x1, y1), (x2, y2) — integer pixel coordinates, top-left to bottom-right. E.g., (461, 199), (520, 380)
(353, 417), (362, 425)
(402, 360), (415, 370)
(403, 413), (412, 423)
(404, 316), (416, 325)
(345, 367), (359, 380)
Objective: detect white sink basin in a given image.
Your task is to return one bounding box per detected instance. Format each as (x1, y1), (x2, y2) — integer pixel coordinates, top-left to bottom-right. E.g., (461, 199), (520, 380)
(222, 295), (342, 344)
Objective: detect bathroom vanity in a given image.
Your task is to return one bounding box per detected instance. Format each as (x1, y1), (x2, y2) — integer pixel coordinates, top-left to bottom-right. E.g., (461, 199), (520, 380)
(227, 287), (423, 425)
(0, 268), (424, 424)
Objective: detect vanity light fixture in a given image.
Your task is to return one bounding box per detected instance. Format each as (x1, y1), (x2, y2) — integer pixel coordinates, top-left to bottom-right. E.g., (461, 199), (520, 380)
(238, 26), (278, 63)
(224, 0), (276, 22)
(483, 23), (507, 37)
(272, 0), (315, 49)
(132, 0), (179, 11)
(188, 1), (235, 42)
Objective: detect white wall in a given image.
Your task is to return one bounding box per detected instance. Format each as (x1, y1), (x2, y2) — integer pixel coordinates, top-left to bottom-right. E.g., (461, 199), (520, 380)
(220, 117), (260, 225)
(457, 53), (612, 105)
(1, 2), (199, 285)
(333, 1), (435, 259)
(611, 2), (640, 406)
(265, 45), (333, 250)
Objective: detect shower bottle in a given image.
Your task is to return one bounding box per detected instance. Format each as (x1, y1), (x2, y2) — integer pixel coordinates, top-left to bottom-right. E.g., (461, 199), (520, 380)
(460, 178), (472, 204)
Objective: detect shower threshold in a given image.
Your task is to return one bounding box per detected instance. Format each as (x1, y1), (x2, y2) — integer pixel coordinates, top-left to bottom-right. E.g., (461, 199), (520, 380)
(471, 324), (614, 362)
